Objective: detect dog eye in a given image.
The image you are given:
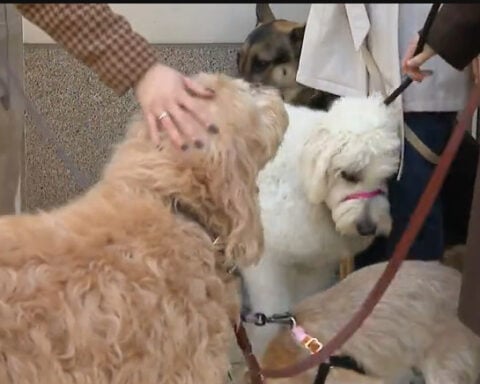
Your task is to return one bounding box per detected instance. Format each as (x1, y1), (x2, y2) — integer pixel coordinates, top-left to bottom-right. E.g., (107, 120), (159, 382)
(253, 57), (270, 72)
(341, 171), (360, 183)
(274, 49), (290, 65)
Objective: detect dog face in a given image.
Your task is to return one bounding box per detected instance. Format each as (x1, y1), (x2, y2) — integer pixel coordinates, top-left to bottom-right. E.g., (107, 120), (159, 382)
(300, 95), (401, 238)
(237, 4), (305, 91)
(115, 73), (288, 268)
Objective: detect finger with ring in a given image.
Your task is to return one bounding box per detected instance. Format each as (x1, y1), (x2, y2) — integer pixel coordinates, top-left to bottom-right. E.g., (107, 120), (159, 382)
(157, 111), (169, 121)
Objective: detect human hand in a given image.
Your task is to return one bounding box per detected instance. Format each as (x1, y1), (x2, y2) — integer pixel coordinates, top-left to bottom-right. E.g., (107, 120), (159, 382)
(134, 63), (217, 150)
(401, 33), (436, 82)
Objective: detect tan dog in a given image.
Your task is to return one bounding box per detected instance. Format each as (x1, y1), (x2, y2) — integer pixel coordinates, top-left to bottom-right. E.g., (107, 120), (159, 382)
(260, 261), (480, 384)
(0, 73), (288, 383)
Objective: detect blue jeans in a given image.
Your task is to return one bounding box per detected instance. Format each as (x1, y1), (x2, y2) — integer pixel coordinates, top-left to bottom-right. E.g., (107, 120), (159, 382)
(355, 112), (457, 269)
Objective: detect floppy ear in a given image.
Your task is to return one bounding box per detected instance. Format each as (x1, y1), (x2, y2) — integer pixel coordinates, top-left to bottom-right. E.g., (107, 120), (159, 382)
(207, 137), (265, 268)
(256, 3), (275, 25)
(300, 126), (337, 204)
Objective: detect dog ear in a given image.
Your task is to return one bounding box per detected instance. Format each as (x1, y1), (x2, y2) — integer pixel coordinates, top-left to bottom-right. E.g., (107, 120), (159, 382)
(290, 25), (306, 43)
(290, 25), (306, 55)
(207, 137), (264, 269)
(300, 126), (335, 204)
(256, 3), (275, 25)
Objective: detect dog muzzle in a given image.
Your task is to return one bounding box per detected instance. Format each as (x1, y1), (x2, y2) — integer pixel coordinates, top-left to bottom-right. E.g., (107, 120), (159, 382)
(341, 189), (386, 203)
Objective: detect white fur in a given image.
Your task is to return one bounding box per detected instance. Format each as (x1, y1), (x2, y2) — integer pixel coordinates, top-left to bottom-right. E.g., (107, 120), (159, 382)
(242, 95), (402, 356)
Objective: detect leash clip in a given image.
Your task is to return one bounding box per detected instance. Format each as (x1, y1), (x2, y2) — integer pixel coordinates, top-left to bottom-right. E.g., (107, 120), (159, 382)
(269, 312), (296, 328)
(241, 311), (296, 327)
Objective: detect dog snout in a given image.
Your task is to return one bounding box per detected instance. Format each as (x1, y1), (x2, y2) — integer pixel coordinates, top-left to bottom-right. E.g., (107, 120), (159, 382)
(356, 219), (377, 236)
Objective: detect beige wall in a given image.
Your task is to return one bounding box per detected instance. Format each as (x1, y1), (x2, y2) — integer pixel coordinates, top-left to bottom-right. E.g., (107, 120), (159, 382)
(22, 4), (311, 44)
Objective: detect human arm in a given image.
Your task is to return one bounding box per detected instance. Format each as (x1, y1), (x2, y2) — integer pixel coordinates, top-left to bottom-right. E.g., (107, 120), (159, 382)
(16, 4), (216, 148)
(402, 4), (480, 81)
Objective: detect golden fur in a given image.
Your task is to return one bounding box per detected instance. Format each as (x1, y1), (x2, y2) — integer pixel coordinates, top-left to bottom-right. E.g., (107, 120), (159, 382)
(0, 73), (288, 383)
(258, 261), (480, 384)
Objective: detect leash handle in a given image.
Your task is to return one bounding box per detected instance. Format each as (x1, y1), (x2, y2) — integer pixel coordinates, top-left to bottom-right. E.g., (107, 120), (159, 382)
(384, 3), (441, 106)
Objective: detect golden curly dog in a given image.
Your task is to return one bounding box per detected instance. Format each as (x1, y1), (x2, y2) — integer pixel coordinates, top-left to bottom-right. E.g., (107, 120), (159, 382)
(0, 73), (288, 384)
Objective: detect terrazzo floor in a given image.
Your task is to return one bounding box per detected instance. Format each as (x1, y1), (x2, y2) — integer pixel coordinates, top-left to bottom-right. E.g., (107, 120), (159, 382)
(24, 43), (240, 211)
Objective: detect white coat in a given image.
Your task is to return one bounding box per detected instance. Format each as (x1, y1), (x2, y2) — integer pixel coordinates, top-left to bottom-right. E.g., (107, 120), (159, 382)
(297, 4), (471, 112)
(296, 3), (473, 177)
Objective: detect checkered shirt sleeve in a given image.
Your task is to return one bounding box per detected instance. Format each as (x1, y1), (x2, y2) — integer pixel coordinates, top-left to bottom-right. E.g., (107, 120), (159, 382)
(16, 3), (159, 96)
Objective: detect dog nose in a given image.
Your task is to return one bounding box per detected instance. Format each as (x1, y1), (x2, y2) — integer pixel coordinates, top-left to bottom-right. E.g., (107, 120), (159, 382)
(356, 220), (377, 236)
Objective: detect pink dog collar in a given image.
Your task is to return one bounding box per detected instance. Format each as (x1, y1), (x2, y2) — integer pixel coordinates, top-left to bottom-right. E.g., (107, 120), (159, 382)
(291, 325), (323, 354)
(341, 189), (385, 202)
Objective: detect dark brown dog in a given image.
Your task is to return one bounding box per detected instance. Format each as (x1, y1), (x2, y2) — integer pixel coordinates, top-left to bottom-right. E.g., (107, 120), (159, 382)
(237, 3), (479, 265)
(237, 4), (337, 110)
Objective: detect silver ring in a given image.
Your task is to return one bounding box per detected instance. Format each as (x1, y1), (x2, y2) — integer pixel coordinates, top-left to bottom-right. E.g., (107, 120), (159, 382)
(157, 111), (169, 121)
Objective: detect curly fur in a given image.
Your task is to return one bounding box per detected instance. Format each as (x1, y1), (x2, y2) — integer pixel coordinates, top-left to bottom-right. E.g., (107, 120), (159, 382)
(241, 95), (402, 357)
(260, 261), (480, 384)
(0, 73), (288, 384)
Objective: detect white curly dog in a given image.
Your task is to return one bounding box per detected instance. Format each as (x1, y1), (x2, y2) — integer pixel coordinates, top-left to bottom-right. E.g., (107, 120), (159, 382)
(241, 95), (402, 356)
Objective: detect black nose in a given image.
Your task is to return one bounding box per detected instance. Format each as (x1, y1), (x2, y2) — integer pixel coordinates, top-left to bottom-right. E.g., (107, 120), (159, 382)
(356, 220), (377, 236)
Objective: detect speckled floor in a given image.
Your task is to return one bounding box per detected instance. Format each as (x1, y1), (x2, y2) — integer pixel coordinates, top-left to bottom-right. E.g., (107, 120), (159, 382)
(23, 43), (240, 211)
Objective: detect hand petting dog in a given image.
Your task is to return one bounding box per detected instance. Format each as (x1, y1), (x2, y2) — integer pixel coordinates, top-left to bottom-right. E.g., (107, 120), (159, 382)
(135, 63), (217, 150)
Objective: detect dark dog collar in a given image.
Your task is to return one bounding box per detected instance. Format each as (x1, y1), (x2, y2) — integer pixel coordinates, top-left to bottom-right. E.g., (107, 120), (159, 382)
(313, 355), (365, 384)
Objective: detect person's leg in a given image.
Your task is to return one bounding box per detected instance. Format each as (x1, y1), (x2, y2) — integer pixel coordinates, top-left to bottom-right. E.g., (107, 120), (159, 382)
(355, 112), (457, 269)
(386, 112), (457, 260)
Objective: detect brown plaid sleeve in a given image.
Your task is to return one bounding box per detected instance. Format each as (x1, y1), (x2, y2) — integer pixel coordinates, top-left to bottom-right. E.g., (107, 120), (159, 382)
(16, 3), (159, 96)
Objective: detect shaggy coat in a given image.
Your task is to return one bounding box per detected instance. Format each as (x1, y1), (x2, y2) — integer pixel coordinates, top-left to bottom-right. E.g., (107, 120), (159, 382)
(0, 73), (288, 384)
(242, 95), (401, 357)
(261, 261), (480, 384)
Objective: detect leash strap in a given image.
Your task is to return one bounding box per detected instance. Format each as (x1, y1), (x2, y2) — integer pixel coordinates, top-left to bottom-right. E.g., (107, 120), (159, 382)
(234, 323), (264, 384)
(314, 362), (330, 384)
(313, 355), (366, 384)
(404, 123), (440, 164)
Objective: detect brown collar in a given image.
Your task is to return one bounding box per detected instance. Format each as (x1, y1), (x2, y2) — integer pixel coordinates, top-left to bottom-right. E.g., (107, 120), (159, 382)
(169, 197), (239, 277)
